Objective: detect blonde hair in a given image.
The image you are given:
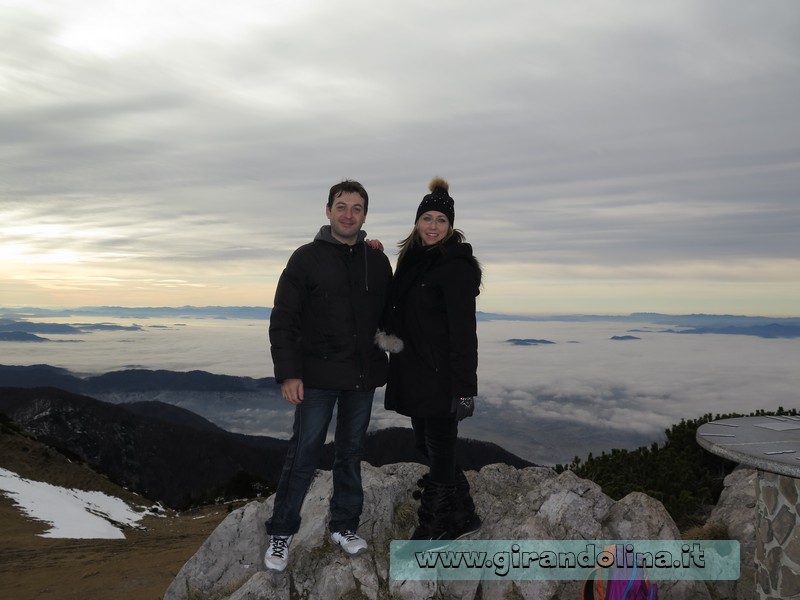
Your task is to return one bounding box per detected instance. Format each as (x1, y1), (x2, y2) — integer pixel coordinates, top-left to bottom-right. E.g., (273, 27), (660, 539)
(396, 225), (464, 266)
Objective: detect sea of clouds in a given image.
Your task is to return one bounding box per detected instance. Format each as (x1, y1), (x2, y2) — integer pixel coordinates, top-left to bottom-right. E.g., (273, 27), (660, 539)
(3, 315), (798, 465)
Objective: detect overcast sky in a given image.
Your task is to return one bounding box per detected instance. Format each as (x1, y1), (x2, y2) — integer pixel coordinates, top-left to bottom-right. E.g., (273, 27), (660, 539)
(2, 1), (798, 315)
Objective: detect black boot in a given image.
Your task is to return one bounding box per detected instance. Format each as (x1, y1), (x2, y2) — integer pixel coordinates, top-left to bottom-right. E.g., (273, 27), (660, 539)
(411, 479), (458, 540)
(410, 469), (481, 540)
(447, 467), (481, 539)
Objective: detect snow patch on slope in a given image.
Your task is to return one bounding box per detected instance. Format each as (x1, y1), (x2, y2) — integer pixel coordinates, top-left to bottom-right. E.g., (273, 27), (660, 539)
(0, 467), (155, 539)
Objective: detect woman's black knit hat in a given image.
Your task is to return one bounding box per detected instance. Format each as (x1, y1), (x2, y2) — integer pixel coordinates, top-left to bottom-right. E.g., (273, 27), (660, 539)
(415, 177), (454, 225)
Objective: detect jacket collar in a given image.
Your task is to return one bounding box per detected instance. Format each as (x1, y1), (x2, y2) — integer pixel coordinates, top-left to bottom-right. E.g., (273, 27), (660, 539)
(314, 225), (367, 246)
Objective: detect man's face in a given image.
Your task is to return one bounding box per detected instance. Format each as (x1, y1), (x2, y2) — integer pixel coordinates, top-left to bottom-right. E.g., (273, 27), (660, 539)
(326, 191), (367, 244)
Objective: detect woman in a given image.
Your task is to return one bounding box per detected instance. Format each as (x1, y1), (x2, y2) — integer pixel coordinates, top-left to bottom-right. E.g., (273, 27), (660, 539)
(378, 177), (482, 540)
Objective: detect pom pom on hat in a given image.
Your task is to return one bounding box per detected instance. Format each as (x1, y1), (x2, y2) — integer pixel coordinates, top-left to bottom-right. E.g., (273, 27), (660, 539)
(416, 177), (455, 225)
(428, 177), (449, 193)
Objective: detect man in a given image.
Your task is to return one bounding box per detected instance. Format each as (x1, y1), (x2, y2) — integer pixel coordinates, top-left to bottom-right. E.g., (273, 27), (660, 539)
(265, 180), (392, 572)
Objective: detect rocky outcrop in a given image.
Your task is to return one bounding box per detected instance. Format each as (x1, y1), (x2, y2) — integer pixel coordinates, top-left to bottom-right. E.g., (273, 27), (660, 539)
(165, 462), (711, 600)
(705, 467), (757, 600)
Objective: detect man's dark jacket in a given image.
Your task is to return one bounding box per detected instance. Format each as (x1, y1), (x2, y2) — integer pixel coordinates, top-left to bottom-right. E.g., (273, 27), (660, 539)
(269, 226), (392, 391)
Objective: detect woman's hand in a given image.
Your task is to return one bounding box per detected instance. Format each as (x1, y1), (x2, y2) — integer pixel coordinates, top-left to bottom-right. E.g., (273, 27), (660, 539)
(453, 397), (475, 420)
(365, 238), (385, 252)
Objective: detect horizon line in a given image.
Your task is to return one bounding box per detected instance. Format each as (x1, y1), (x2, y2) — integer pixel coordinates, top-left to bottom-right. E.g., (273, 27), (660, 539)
(1, 305), (799, 320)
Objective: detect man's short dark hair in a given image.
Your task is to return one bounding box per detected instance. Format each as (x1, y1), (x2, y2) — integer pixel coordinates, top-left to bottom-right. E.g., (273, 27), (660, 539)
(328, 180), (369, 214)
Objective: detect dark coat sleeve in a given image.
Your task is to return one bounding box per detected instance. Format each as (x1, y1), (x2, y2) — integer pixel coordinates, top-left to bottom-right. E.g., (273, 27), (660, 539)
(269, 251), (307, 383)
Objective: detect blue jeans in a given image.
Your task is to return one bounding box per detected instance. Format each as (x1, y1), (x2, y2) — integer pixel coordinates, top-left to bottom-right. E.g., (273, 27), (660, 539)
(267, 388), (375, 536)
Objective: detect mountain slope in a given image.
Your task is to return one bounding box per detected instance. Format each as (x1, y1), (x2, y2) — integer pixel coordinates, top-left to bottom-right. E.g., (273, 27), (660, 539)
(356, 427), (533, 470)
(0, 386), (534, 510)
(0, 412), (145, 506)
(0, 387), (287, 509)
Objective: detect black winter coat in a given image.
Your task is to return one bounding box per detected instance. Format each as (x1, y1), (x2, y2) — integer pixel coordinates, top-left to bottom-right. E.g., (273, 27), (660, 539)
(384, 239), (481, 418)
(269, 226), (392, 391)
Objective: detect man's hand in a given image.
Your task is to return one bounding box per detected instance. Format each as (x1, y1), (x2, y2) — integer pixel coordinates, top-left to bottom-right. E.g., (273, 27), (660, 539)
(281, 378), (304, 405)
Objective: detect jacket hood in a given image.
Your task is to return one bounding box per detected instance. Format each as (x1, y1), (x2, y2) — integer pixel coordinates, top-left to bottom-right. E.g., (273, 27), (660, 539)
(440, 240), (483, 290)
(314, 225), (374, 292)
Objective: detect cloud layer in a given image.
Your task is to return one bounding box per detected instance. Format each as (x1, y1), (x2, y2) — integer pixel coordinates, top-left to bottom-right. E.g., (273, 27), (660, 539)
(4, 315), (798, 465)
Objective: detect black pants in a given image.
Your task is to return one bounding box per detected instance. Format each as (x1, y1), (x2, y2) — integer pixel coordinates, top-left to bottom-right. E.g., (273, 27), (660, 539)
(411, 416), (458, 484)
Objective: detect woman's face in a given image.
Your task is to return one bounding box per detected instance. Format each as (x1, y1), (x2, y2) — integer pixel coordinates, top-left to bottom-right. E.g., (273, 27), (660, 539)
(416, 210), (450, 246)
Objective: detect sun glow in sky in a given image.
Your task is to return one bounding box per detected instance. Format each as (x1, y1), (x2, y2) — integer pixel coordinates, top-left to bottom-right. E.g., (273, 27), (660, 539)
(1, 0), (799, 315)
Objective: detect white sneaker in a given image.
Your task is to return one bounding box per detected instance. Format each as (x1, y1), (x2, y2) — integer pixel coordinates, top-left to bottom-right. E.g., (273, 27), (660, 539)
(331, 530), (368, 555)
(264, 535), (292, 572)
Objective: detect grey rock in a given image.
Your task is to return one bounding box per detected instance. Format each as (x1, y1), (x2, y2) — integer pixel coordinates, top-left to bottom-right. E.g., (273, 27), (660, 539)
(706, 467), (757, 600)
(165, 462), (711, 600)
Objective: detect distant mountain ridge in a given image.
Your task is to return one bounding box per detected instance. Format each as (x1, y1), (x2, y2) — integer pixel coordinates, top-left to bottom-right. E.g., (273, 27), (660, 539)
(3, 309), (798, 343)
(0, 364), (276, 393)
(3, 305), (798, 326)
(0, 332), (48, 342)
(661, 323), (800, 339)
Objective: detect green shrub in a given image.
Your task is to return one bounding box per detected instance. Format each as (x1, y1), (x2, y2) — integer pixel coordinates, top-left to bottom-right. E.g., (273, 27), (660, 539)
(555, 408), (796, 528)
